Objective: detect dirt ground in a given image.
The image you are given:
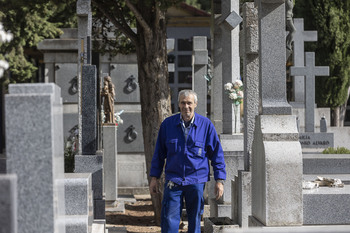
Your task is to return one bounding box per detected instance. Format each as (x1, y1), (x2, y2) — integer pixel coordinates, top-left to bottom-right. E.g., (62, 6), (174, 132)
(106, 195), (188, 233)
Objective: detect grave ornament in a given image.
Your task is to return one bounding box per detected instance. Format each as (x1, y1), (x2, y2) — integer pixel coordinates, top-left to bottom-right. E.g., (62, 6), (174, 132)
(285, 0), (296, 59)
(101, 75), (115, 124)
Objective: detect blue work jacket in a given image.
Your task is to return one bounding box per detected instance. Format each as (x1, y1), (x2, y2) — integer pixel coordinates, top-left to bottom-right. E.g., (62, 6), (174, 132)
(150, 113), (226, 186)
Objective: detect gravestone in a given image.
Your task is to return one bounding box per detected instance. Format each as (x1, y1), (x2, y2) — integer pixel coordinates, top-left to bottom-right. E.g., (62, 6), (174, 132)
(221, 0), (242, 134)
(240, 1), (259, 171)
(192, 36), (208, 117)
(290, 52), (329, 132)
(210, 0), (223, 133)
(0, 174), (17, 233)
(5, 83), (66, 233)
(81, 65), (97, 154)
(233, 1), (259, 227)
(77, 0), (92, 155)
(291, 18), (317, 105)
(211, 0), (242, 134)
(290, 52), (333, 149)
(250, 0), (303, 226)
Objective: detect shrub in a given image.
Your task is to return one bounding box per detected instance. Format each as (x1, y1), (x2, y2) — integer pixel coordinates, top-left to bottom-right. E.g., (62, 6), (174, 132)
(322, 147), (350, 154)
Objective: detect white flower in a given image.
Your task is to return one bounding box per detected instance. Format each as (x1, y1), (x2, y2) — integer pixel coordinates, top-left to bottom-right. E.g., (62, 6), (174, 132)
(237, 91), (244, 98)
(234, 80), (243, 88)
(229, 92), (237, 100)
(224, 82), (233, 91)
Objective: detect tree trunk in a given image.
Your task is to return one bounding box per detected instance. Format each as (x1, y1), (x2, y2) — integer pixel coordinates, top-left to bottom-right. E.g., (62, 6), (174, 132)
(332, 107), (340, 127)
(135, 2), (172, 225)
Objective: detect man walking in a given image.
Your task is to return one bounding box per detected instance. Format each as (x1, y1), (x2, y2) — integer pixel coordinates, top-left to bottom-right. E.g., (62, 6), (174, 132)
(150, 90), (226, 233)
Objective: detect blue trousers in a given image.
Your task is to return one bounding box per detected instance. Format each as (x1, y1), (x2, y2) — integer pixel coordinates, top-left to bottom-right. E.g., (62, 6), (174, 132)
(161, 181), (205, 233)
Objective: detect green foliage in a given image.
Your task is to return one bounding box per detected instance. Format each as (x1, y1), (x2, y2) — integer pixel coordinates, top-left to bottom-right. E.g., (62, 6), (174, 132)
(294, 0), (350, 108)
(0, 0), (77, 84)
(322, 147), (350, 154)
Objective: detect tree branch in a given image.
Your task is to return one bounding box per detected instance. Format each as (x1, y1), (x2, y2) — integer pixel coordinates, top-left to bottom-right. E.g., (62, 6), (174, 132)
(91, 0), (137, 44)
(125, 0), (152, 35)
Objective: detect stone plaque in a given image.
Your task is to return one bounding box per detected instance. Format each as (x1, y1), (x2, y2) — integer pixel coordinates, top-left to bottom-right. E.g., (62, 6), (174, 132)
(110, 64), (140, 103)
(118, 161), (147, 187)
(55, 63), (78, 103)
(117, 112), (144, 153)
(299, 132), (334, 148)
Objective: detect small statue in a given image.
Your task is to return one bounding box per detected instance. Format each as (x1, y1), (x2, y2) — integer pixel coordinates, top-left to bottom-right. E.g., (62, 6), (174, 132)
(286, 0), (296, 52)
(101, 76), (115, 124)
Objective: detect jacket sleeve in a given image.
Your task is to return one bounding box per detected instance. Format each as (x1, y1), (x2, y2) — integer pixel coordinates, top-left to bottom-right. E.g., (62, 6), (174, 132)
(207, 124), (226, 180)
(150, 122), (167, 178)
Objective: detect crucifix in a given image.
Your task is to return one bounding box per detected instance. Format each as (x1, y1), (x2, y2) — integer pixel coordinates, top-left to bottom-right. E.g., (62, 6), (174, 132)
(291, 52), (329, 132)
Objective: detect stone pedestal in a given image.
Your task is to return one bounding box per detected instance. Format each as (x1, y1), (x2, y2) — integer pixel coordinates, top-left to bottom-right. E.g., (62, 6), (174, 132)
(251, 115), (303, 226)
(103, 124), (118, 201)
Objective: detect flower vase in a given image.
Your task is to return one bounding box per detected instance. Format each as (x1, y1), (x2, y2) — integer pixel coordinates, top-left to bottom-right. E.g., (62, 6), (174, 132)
(233, 103), (240, 133)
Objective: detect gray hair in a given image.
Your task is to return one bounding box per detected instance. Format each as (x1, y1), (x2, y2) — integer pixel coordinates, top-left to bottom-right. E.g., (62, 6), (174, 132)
(178, 89), (198, 104)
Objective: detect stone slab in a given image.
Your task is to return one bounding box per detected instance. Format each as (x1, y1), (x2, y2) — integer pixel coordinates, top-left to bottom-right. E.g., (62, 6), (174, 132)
(303, 185), (350, 224)
(303, 154), (350, 174)
(0, 174), (17, 233)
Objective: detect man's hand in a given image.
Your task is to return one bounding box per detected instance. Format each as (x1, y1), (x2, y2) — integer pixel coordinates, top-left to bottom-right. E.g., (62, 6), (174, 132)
(215, 181), (224, 200)
(149, 177), (159, 195)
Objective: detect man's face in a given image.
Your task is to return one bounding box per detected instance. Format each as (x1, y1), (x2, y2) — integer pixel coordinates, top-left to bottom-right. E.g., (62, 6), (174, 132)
(179, 94), (197, 121)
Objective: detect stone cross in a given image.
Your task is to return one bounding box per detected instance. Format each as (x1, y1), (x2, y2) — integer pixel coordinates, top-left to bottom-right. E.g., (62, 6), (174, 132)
(192, 36), (208, 117)
(222, 0), (242, 134)
(211, 0), (242, 134)
(290, 52), (329, 132)
(240, 2), (259, 171)
(77, 0), (92, 154)
(258, 0), (291, 115)
(292, 18), (318, 104)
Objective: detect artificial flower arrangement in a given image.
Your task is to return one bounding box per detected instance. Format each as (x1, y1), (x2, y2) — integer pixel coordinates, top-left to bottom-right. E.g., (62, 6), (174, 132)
(224, 79), (244, 105)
